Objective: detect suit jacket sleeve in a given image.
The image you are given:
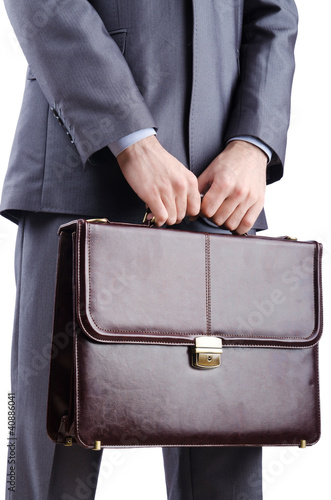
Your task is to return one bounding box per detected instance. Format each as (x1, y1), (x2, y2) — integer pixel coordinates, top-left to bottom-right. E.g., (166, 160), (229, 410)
(224, 0), (299, 184)
(4, 0), (156, 167)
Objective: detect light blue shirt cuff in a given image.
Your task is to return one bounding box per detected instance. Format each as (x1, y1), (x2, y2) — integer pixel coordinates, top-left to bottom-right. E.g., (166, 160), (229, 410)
(108, 128), (157, 157)
(227, 136), (273, 163)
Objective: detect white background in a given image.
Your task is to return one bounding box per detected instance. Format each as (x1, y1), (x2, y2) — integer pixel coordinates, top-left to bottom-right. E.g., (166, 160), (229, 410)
(0, 1), (330, 498)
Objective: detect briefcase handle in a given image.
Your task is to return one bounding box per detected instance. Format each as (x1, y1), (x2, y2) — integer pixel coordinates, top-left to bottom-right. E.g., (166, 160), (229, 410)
(142, 209), (156, 227)
(142, 208), (250, 236)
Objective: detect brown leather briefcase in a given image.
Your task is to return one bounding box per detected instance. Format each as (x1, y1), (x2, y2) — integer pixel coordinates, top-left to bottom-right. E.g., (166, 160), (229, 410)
(47, 218), (323, 450)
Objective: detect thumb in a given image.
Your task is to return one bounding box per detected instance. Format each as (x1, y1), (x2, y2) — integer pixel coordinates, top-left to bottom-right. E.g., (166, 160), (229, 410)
(189, 170), (213, 222)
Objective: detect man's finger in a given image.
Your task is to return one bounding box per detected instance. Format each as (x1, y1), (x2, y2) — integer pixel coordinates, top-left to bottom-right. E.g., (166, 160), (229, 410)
(161, 195), (178, 226)
(200, 182), (229, 220)
(210, 197), (242, 227)
(147, 198), (168, 227)
(232, 203), (262, 235)
(220, 202), (251, 232)
(174, 195), (188, 224)
(186, 189), (202, 219)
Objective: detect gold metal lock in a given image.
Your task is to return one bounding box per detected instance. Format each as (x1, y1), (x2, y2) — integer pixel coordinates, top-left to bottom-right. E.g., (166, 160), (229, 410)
(192, 337), (223, 369)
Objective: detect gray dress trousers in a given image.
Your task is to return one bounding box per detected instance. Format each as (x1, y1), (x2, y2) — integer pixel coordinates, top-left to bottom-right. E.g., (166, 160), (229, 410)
(7, 211), (262, 500)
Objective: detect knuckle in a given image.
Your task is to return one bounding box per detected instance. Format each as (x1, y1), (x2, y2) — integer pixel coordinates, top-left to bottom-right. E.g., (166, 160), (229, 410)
(155, 217), (166, 227)
(189, 192), (202, 215)
(218, 174), (233, 192)
(189, 199), (201, 217)
(192, 206), (201, 217)
(153, 206), (168, 226)
(202, 206), (214, 219)
(212, 209), (225, 225)
(176, 209), (186, 223)
(167, 216), (177, 226)
(188, 174), (199, 189)
(233, 185), (246, 199)
(213, 218), (224, 228)
(201, 199), (215, 219)
(225, 220), (237, 232)
(187, 206), (199, 218)
(242, 214), (255, 230)
(174, 177), (187, 194)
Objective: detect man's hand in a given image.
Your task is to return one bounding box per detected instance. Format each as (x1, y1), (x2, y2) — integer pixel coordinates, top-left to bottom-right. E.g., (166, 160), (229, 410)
(117, 135), (201, 226)
(198, 140), (268, 234)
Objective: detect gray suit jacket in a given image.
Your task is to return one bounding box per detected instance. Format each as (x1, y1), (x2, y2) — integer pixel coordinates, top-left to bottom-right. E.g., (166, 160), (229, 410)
(1, 0), (298, 227)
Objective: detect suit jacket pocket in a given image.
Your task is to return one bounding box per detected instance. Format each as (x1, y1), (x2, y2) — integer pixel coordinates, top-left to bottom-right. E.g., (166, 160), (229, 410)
(108, 29), (127, 55)
(26, 66), (36, 81)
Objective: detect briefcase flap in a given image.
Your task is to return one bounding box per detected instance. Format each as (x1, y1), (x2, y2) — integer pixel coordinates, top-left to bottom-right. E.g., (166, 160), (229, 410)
(69, 220), (323, 348)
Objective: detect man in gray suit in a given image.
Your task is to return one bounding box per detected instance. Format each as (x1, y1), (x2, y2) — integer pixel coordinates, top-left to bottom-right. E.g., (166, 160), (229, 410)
(1, 0), (298, 498)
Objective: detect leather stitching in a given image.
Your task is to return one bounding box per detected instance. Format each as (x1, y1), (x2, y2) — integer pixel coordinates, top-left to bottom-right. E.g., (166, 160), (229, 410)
(205, 234), (211, 336)
(82, 223), (320, 343)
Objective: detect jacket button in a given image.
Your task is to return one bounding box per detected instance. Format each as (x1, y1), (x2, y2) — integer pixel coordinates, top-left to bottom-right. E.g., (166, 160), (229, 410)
(51, 108), (64, 126)
(66, 130), (74, 144)
(51, 107), (59, 118)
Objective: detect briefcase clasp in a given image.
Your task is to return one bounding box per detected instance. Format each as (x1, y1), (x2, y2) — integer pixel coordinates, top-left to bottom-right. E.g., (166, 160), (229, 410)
(192, 337), (223, 369)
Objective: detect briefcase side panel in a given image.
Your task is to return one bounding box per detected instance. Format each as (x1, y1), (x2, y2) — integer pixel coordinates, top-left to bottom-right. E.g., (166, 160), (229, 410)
(47, 231), (76, 444)
(73, 334), (321, 448)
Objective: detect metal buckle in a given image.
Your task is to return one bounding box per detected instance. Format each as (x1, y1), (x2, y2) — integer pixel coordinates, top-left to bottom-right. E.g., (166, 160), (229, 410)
(142, 208), (156, 226)
(92, 441), (101, 451)
(86, 218), (109, 224)
(64, 437), (73, 447)
(192, 337), (223, 369)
